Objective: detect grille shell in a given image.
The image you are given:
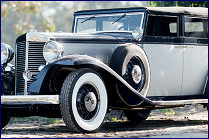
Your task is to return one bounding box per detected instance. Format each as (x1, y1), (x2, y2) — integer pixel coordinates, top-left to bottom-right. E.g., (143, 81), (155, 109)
(15, 40), (46, 95)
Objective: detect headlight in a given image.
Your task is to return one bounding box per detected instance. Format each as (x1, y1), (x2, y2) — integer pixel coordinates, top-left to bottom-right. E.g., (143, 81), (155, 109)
(43, 41), (63, 62)
(1, 43), (14, 65)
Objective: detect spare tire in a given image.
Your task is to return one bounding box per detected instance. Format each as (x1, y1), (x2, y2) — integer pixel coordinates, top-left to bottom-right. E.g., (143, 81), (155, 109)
(110, 45), (150, 105)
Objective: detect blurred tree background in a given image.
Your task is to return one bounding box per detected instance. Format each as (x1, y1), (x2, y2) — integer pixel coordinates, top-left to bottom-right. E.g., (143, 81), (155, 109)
(1, 1), (151, 49)
(1, 1), (208, 56)
(150, 1), (208, 7)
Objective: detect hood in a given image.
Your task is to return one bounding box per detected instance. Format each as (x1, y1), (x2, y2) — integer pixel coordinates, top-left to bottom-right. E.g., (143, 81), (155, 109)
(53, 32), (137, 44)
(18, 32), (138, 44)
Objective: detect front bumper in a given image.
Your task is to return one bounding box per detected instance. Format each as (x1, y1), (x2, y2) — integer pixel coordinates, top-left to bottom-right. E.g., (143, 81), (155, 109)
(1, 95), (59, 105)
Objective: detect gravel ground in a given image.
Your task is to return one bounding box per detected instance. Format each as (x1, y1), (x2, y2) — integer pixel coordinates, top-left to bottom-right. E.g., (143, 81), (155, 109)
(1, 104), (208, 138)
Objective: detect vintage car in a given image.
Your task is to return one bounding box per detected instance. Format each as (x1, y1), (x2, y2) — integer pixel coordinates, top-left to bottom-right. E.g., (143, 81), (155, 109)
(1, 7), (208, 132)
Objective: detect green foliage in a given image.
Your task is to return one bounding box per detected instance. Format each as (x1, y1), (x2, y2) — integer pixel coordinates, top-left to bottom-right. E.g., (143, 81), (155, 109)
(13, 1), (45, 16)
(1, 3), (8, 19)
(10, 117), (63, 124)
(111, 117), (118, 122)
(14, 23), (34, 35)
(42, 17), (56, 32)
(1, 1), (45, 18)
(1, 1), (46, 35)
(150, 1), (177, 7)
(150, 1), (208, 7)
(161, 109), (175, 115)
(45, 118), (62, 124)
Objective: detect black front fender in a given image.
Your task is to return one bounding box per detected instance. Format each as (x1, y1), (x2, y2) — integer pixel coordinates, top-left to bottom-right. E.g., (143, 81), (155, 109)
(29, 55), (155, 107)
(1, 71), (15, 95)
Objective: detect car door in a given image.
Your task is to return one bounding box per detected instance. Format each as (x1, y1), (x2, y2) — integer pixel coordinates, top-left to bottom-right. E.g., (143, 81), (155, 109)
(143, 15), (183, 97)
(181, 17), (208, 96)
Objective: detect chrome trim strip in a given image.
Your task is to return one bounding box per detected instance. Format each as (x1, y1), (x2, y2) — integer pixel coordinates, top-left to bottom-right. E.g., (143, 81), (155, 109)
(24, 33), (29, 95)
(153, 99), (208, 106)
(15, 44), (17, 95)
(1, 95), (59, 104)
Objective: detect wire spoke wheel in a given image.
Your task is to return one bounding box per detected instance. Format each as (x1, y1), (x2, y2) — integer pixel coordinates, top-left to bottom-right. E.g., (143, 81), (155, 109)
(124, 56), (146, 92)
(76, 83), (100, 121)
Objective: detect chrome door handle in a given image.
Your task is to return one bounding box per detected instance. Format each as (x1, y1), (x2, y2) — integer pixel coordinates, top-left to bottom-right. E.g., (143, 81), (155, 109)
(175, 46), (194, 48)
(175, 46), (185, 48)
(184, 46), (194, 48)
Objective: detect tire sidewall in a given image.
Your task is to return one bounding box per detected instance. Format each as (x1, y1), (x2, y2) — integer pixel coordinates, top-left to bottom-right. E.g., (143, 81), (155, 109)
(61, 69), (107, 132)
(72, 72), (107, 131)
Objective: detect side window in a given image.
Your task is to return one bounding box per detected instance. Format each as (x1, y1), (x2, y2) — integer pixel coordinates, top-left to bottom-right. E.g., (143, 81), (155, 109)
(145, 15), (178, 37)
(184, 17), (208, 38)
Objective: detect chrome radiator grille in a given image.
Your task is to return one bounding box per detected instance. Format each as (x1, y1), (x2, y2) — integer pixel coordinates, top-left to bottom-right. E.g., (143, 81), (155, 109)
(16, 41), (26, 95)
(16, 40), (46, 95)
(27, 42), (46, 89)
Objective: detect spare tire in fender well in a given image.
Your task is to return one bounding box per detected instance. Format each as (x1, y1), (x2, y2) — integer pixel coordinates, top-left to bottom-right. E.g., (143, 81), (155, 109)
(110, 44), (151, 106)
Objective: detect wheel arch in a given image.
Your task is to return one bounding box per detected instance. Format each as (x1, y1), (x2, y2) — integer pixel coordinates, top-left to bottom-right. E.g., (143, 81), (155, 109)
(28, 62), (123, 107)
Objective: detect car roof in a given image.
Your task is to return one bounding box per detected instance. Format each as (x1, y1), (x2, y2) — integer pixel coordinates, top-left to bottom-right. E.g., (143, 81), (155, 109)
(74, 7), (208, 17)
(147, 7), (208, 17)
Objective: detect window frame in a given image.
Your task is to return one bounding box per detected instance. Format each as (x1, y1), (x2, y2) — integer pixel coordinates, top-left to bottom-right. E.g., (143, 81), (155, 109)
(74, 12), (145, 33)
(145, 14), (180, 38)
(183, 16), (208, 39)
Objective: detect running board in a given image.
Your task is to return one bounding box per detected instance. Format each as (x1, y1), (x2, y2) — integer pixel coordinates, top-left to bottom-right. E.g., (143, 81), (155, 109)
(153, 99), (208, 106)
(1, 95), (207, 107)
(129, 99), (208, 110)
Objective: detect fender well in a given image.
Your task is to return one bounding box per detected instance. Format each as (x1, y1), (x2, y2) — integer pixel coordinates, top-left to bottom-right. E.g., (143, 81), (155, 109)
(29, 64), (76, 95)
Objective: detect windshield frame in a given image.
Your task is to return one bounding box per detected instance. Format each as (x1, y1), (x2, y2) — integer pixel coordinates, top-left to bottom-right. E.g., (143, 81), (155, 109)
(73, 12), (145, 33)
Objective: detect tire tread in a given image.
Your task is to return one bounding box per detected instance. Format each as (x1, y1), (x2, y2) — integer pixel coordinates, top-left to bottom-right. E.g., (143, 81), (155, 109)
(60, 69), (85, 132)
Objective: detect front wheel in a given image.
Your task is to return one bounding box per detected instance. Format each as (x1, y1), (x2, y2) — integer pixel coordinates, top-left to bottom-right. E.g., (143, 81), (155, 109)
(60, 68), (108, 133)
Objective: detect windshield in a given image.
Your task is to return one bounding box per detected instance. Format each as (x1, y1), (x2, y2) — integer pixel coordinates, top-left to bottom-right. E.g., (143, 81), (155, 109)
(74, 12), (144, 33)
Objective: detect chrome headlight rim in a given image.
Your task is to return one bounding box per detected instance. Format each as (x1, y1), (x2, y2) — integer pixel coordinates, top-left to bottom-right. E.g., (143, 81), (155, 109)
(1, 43), (14, 65)
(43, 41), (63, 62)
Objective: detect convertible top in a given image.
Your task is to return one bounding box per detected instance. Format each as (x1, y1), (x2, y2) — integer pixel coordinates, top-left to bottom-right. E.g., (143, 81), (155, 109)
(147, 7), (208, 17)
(75, 7), (208, 17)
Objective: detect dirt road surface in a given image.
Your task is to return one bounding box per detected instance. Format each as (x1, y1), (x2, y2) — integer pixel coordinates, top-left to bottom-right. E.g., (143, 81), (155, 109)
(1, 104), (208, 138)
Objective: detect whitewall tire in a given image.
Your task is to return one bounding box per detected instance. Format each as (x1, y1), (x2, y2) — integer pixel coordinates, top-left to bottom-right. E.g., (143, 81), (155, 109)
(60, 68), (107, 132)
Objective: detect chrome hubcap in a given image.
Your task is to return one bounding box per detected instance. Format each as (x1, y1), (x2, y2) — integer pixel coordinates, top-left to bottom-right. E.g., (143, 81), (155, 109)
(131, 65), (142, 84)
(85, 92), (97, 112)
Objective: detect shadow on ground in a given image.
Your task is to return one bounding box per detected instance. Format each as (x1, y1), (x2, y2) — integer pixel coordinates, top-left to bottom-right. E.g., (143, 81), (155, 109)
(1, 119), (207, 135)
